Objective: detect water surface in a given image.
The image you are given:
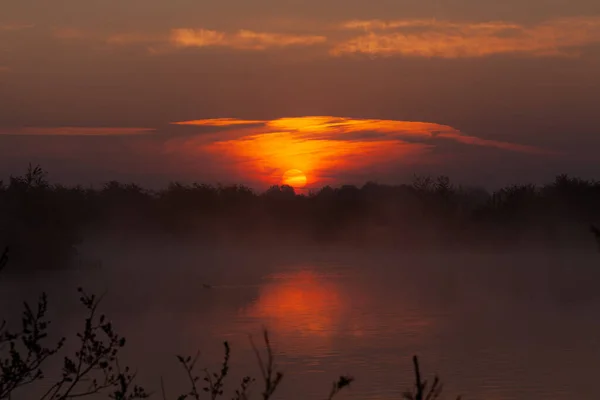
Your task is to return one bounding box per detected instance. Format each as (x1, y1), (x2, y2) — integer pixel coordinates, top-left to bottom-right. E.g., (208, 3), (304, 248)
(2, 245), (600, 400)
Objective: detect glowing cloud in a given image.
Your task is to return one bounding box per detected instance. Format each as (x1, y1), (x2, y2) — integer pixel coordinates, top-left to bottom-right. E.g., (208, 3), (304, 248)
(52, 15), (600, 58)
(0, 127), (155, 136)
(170, 28), (326, 50)
(170, 116), (550, 187)
(436, 132), (551, 154)
(0, 23), (35, 31)
(172, 118), (265, 127)
(332, 16), (600, 58)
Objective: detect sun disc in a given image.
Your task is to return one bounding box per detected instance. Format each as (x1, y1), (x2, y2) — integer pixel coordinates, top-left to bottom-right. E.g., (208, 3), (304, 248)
(282, 169), (307, 188)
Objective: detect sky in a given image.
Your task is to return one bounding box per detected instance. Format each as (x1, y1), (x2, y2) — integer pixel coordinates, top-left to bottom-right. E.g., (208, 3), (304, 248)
(1, 0), (600, 190)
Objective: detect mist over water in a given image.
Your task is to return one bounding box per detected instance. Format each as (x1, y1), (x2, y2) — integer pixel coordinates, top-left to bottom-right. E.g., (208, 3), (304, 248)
(3, 169), (600, 398)
(2, 240), (600, 400)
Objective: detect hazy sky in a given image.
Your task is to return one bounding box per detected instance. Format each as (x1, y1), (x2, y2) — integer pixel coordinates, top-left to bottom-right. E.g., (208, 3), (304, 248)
(1, 0), (600, 190)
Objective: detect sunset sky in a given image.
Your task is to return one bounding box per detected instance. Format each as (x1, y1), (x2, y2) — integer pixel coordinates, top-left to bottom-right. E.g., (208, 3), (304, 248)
(1, 0), (600, 189)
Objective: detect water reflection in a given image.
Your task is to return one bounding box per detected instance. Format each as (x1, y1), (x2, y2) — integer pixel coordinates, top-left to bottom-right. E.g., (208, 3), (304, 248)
(9, 247), (600, 400)
(237, 265), (436, 361)
(244, 269), (343, 336)
(243, 268), (353, 340)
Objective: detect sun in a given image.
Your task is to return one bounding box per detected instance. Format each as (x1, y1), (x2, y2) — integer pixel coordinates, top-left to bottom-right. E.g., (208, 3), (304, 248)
(282, 169), (307, 188)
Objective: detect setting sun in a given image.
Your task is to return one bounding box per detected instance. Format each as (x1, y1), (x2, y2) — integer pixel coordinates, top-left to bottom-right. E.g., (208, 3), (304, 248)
(177, 116), (443, 188)
(170, 115), (550, 189)
(282, 169), (307, 188)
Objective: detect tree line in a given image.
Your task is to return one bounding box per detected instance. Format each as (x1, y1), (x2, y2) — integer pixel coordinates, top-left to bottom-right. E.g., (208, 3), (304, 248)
(1, 165), (599, 269)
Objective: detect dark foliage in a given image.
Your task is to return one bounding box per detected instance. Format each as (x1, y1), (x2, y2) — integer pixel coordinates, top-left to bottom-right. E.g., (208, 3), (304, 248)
(0, 162), (600, 268)
(0, 252), (147, 400)
(0, 292), (63, 398)
(162, 330), (356, 400)
(6, 164), (599, 270)
(0, 248), (7, 273)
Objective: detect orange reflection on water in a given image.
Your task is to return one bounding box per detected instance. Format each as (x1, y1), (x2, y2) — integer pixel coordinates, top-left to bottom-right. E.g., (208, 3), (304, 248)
(235, 267), (440, 358)
(243, 270), (345, 337)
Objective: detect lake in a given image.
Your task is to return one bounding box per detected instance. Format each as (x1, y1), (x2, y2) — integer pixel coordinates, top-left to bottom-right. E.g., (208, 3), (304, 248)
(2, 242), (600, 399)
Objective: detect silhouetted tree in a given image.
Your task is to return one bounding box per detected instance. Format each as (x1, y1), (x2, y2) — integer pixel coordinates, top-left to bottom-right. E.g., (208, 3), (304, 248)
(3, 164), (600, 266)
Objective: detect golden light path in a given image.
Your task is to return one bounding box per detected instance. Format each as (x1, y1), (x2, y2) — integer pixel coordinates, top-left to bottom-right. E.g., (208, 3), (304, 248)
(170, 115), (549, 188)
(236, 269), (357, 356)
(237, 268), (436, 355)
(244, 270), (342, 336)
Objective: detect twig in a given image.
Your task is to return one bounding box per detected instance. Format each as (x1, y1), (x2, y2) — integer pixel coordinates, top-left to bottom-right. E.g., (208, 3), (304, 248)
(232, 376), (254, 400)
(249, 330), (283, 400)
(176, 351), (201, 400)
(402, 356), (460, 400)
(326, 376), (354, 400)
(203, 342), (230, 400)
(0, 247), (8, 273)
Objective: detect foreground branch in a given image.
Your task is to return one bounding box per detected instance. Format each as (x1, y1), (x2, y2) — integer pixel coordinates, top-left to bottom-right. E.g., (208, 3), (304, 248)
(402, 356), (461, 400)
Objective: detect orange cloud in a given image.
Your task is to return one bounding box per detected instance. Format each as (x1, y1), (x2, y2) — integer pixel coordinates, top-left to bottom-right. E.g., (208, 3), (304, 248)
(332, 16), (600, 58)
(436, 132), (554, 155)
(170, 116), (550, 188)
(0, 23), (34, 31)
(206, 130), (429, 187)
(0, 127), (155, 136)
(180, 116), (452, 138)
(340, 19), (521, 31)
(52, 15), (600, 58)
(172, 118), (265, 127)
(170, 28), (327, 50)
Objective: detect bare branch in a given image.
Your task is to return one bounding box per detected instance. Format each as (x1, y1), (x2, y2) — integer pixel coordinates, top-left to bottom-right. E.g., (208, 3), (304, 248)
(249, 330), (283, 400)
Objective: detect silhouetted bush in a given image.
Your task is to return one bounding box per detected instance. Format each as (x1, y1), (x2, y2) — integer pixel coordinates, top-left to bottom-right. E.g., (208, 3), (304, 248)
(0, 287), (147, 399)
